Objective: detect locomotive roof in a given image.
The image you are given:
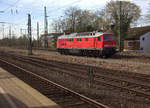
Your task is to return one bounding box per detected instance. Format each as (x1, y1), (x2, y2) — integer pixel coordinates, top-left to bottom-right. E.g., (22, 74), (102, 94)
(58, 32), (112, 39)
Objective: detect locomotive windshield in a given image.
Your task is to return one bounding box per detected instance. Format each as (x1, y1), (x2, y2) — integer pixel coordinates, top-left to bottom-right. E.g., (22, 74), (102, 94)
(103, 35), (114, 41)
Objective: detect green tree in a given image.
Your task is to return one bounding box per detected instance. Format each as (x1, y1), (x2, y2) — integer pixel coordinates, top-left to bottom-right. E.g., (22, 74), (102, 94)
(105, 1), (141, 49)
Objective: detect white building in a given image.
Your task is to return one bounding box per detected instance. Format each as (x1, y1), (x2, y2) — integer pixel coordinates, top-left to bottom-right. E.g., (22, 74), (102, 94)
(140, 32), (150, 53)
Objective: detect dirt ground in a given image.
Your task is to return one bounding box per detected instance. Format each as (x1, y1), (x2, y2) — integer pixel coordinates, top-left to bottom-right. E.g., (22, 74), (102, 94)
(0, 46), (150, 75)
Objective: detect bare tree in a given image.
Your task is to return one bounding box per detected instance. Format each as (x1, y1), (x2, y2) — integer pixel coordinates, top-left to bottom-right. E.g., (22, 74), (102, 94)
(52, 19), (62, 33)
(64, 7), (80, 32)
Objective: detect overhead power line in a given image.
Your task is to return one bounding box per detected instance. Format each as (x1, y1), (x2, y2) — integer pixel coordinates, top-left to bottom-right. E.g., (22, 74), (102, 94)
(0, 11), (4, 13)
(47, 0), (82, 13)
(1, 0), (21, 12)
(33, 0), (83, 20)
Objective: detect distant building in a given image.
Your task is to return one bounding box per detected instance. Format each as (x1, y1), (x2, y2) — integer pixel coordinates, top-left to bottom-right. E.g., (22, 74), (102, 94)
(123, 26), (150, 51)
(140, 32), (150, 53)
(124, 38), (140, 51)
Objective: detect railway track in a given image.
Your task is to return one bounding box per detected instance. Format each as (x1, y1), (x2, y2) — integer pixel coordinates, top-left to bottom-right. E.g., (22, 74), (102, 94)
(0, 52), (150, 105)
(0, 58), (109, 108)
(33, 48), (150, 64)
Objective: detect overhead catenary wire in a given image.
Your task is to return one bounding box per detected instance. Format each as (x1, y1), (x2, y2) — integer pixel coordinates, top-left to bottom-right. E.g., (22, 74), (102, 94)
(12, 0), (84, 34)
(2, 0), (148, 38)
(1, 0), (21, 12)
(47, 0), (82, 13)
(2, 0), (83, 27)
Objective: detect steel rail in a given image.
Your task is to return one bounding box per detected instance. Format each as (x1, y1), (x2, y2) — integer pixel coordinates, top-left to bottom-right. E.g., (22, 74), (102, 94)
(0, 58), (109, 108)
(2, 54), (150, 100)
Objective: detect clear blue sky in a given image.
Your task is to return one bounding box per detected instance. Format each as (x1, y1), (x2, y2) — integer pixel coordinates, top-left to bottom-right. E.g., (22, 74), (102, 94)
(0, 0), (149, 39)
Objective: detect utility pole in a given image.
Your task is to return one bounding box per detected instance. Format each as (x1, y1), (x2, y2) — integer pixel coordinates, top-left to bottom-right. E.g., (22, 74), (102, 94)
(119, 1), (122, 52)
(2, 23), (5, 39)
(20, 28), (22, 37)
(9, 26), (12, 46)
(37, 22), (40, 49)
(9, 26), (11, 39)
(27, 14), (32, 55)
(44, 6), (48, 48)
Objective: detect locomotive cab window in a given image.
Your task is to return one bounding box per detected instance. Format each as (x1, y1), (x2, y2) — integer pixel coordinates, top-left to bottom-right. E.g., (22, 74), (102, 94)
(104, 35), (114, 41)
(85, 38), (88, 41)
(80, 38), (82, 41)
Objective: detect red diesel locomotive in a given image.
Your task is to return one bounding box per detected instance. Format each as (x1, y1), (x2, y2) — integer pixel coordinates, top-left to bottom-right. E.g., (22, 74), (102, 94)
(57, 31), (116, 57)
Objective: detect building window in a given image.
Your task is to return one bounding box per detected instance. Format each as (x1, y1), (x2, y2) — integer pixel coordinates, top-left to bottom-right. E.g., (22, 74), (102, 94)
(127, 41), (132, 47)
(142, 37), (145, 41)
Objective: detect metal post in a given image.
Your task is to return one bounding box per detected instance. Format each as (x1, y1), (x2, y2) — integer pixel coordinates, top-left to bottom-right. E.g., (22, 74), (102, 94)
(44, 6), (48, 48)
(119, 1), (122, 52)
(20, 28), (22, 37)
(2, 23), (4, 39)
(88, 67), (94, 88)
(28, 14), (32, 55)
(37, 22), (40, 49)
(9, 26), (11, 46)
(9, 26), (11, 39)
